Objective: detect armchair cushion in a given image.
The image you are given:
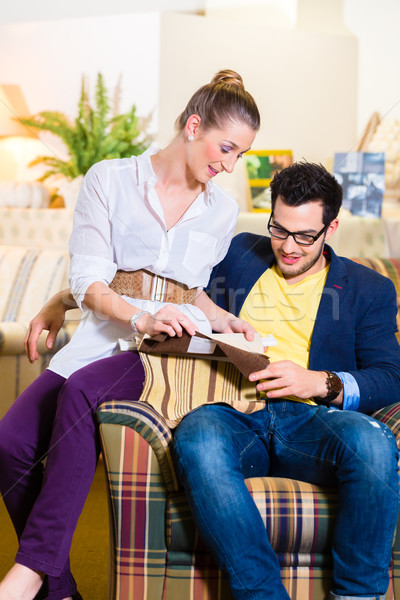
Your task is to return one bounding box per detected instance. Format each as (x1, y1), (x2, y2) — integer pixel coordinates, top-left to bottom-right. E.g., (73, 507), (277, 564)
(167, 477), (337, 563)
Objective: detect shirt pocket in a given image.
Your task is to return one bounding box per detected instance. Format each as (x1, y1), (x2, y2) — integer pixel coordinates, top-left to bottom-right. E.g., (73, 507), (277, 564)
(183, 231), (218, 276)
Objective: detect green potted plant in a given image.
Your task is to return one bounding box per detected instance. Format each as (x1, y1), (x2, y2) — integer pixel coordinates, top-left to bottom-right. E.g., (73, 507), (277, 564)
(21, 73), (150, 206)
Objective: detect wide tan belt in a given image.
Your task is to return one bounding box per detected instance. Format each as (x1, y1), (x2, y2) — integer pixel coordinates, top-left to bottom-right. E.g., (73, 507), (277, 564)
(109, 269), (197, 305)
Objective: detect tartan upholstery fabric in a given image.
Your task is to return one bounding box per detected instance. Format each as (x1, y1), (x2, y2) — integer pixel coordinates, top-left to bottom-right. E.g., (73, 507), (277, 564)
(373, 403), (400, 600)
(99, 400), (179, 493)
(97, 400), (400, 600)
(99, 410), (168, 600)
(167, 478), (336, 561)
(352, 258), (400, 343)
(97, 257), (400, 600)
(139, 353), (265, 429)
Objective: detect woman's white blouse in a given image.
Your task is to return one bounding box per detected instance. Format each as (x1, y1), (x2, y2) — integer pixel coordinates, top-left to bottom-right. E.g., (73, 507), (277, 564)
(49, 147), (239, 378)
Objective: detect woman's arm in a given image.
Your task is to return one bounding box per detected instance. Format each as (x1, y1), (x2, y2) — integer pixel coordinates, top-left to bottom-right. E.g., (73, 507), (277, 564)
(25, 282), (201, 363)
(84, 281), (198, 338)
(24, 289), (77, 362)
(194, 290), (255, 340)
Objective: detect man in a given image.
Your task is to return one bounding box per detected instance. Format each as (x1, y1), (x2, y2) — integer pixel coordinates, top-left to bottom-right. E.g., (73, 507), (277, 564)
(172, 162), (400, 600)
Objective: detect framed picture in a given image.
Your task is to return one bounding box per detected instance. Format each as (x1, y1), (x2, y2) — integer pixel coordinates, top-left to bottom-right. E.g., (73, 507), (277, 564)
(333, 152), (385, 218)
(244, 150), (293, 212)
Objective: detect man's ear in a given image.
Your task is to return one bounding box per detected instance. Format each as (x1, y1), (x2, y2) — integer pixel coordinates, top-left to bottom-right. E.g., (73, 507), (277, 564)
(325, 218), (339, 241)
(186, 114), (202, 139)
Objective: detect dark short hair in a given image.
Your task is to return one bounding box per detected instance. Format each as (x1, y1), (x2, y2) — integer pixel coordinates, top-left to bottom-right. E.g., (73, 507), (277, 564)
(176, 69), (260, 133)
(270, 162), (343, 225)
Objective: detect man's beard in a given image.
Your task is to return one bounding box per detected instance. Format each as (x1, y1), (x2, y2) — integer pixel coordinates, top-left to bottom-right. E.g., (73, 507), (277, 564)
(276, 237), (326, 280)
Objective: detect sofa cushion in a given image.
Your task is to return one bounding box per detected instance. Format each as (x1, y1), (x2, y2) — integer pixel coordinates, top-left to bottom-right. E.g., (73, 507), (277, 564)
(0, 245), (69, 325)
(0, 207), (73, 250)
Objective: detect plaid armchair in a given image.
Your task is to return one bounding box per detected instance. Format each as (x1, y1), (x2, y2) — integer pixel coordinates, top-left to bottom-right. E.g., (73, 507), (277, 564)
(97, 258), (400, 600)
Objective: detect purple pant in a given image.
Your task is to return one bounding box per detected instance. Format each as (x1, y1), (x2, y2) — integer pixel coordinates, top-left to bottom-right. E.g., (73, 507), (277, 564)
(0, 351), (145, 600)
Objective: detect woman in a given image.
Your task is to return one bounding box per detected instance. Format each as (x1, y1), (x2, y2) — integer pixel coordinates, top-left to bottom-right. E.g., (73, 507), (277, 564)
(0, 70), (260, 600)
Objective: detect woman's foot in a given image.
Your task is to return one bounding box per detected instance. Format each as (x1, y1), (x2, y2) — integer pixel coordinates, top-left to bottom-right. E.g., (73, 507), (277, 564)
(0, 563), (44, 600)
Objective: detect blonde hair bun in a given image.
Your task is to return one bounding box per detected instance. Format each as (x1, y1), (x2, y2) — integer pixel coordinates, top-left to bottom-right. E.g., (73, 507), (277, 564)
(211, 70), (245, 90)
(176, 69), (260, 133)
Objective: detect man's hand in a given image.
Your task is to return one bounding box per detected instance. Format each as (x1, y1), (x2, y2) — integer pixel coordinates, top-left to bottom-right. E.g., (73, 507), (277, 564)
(136, 305), (198, 338)
(24, 291), (70, 363)
(249, 360), (329, 400)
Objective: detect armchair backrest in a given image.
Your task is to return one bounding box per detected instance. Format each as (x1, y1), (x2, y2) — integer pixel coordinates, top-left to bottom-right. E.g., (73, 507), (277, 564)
(352, 257), (400, 343)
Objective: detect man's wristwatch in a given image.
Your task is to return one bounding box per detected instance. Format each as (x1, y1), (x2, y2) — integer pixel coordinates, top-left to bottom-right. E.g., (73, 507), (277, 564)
(130, 311), (149, 335)
(314, 371), (343, 404)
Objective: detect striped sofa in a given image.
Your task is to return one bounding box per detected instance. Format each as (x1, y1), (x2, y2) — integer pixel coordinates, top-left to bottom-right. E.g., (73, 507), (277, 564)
(0, 245), (74, 418)
(97, 258), (400, 600)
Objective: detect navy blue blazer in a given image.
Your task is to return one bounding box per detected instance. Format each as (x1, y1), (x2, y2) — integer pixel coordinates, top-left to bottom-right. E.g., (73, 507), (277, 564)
(207, 232), (400, 413)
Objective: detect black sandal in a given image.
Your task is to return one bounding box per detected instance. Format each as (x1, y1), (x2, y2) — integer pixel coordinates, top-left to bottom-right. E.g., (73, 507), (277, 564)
(33, 578), (83, 600)
(33, 578), (48, 600)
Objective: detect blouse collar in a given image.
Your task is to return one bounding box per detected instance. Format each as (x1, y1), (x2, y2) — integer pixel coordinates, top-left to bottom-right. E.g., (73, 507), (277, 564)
(135, 146), (215, 206)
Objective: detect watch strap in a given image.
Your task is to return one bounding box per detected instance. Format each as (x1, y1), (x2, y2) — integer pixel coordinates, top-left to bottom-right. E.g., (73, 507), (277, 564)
(314, 370), (343, 404)
(130, 311), (148, 334)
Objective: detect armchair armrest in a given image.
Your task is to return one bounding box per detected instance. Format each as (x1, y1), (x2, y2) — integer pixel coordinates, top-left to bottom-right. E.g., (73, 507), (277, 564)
(372, 403), (400, 448)
(97, 400), (178, 599)
(97, 400), (179, 492)
(372, 402), (400, 584)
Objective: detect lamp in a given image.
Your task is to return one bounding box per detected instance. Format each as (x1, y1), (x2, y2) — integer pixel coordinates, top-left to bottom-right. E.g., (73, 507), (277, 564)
(0, 84), (34, 138)
(0, 85), (40, 181)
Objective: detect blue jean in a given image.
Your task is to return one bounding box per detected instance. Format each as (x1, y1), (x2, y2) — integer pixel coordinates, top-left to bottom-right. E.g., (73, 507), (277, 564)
(173, 401), (399, 600)
(0, 351), (145, 600)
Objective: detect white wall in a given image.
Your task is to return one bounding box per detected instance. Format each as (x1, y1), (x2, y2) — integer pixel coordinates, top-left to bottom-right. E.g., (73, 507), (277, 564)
(0, 12), (161, 180)
(0, 0), (399, 190)
(0, 12), (160, 119)
(344, 0), (400, 133)
(158, 11), (357, 206)
(0, 0), (204, 24)
(205, 0), (297, 26)
(159, 12), (357, 159)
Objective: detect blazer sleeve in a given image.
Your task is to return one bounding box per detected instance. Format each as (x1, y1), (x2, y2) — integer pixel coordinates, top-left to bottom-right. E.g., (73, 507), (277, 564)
(348, 275), (400, 413)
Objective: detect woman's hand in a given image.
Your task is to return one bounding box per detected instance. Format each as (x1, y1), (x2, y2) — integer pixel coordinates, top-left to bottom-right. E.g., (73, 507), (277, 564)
(219, 314), (256, 342)
(136, 305), (198, 338)
(194, 291), (256, 341)
(24, 290), (75, 363)
(83, 283), (199, 338)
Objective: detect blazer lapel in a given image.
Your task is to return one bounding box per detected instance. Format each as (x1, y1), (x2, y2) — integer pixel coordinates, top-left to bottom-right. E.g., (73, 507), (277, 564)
(309, 246), (349, 368)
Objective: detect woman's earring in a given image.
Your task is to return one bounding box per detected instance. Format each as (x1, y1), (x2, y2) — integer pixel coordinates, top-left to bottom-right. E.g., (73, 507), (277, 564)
(188, 135), (194, 142)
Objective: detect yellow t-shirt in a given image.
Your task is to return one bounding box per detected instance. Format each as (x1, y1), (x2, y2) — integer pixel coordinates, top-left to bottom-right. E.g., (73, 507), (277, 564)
(239, 263), (329, 403)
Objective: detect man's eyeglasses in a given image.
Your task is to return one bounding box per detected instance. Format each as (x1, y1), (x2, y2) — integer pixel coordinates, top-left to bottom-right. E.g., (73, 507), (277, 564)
(267, 214), (328, 246)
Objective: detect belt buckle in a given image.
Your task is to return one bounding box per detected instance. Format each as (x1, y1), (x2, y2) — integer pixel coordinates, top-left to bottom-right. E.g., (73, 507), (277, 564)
(150, 274), (169, 302)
